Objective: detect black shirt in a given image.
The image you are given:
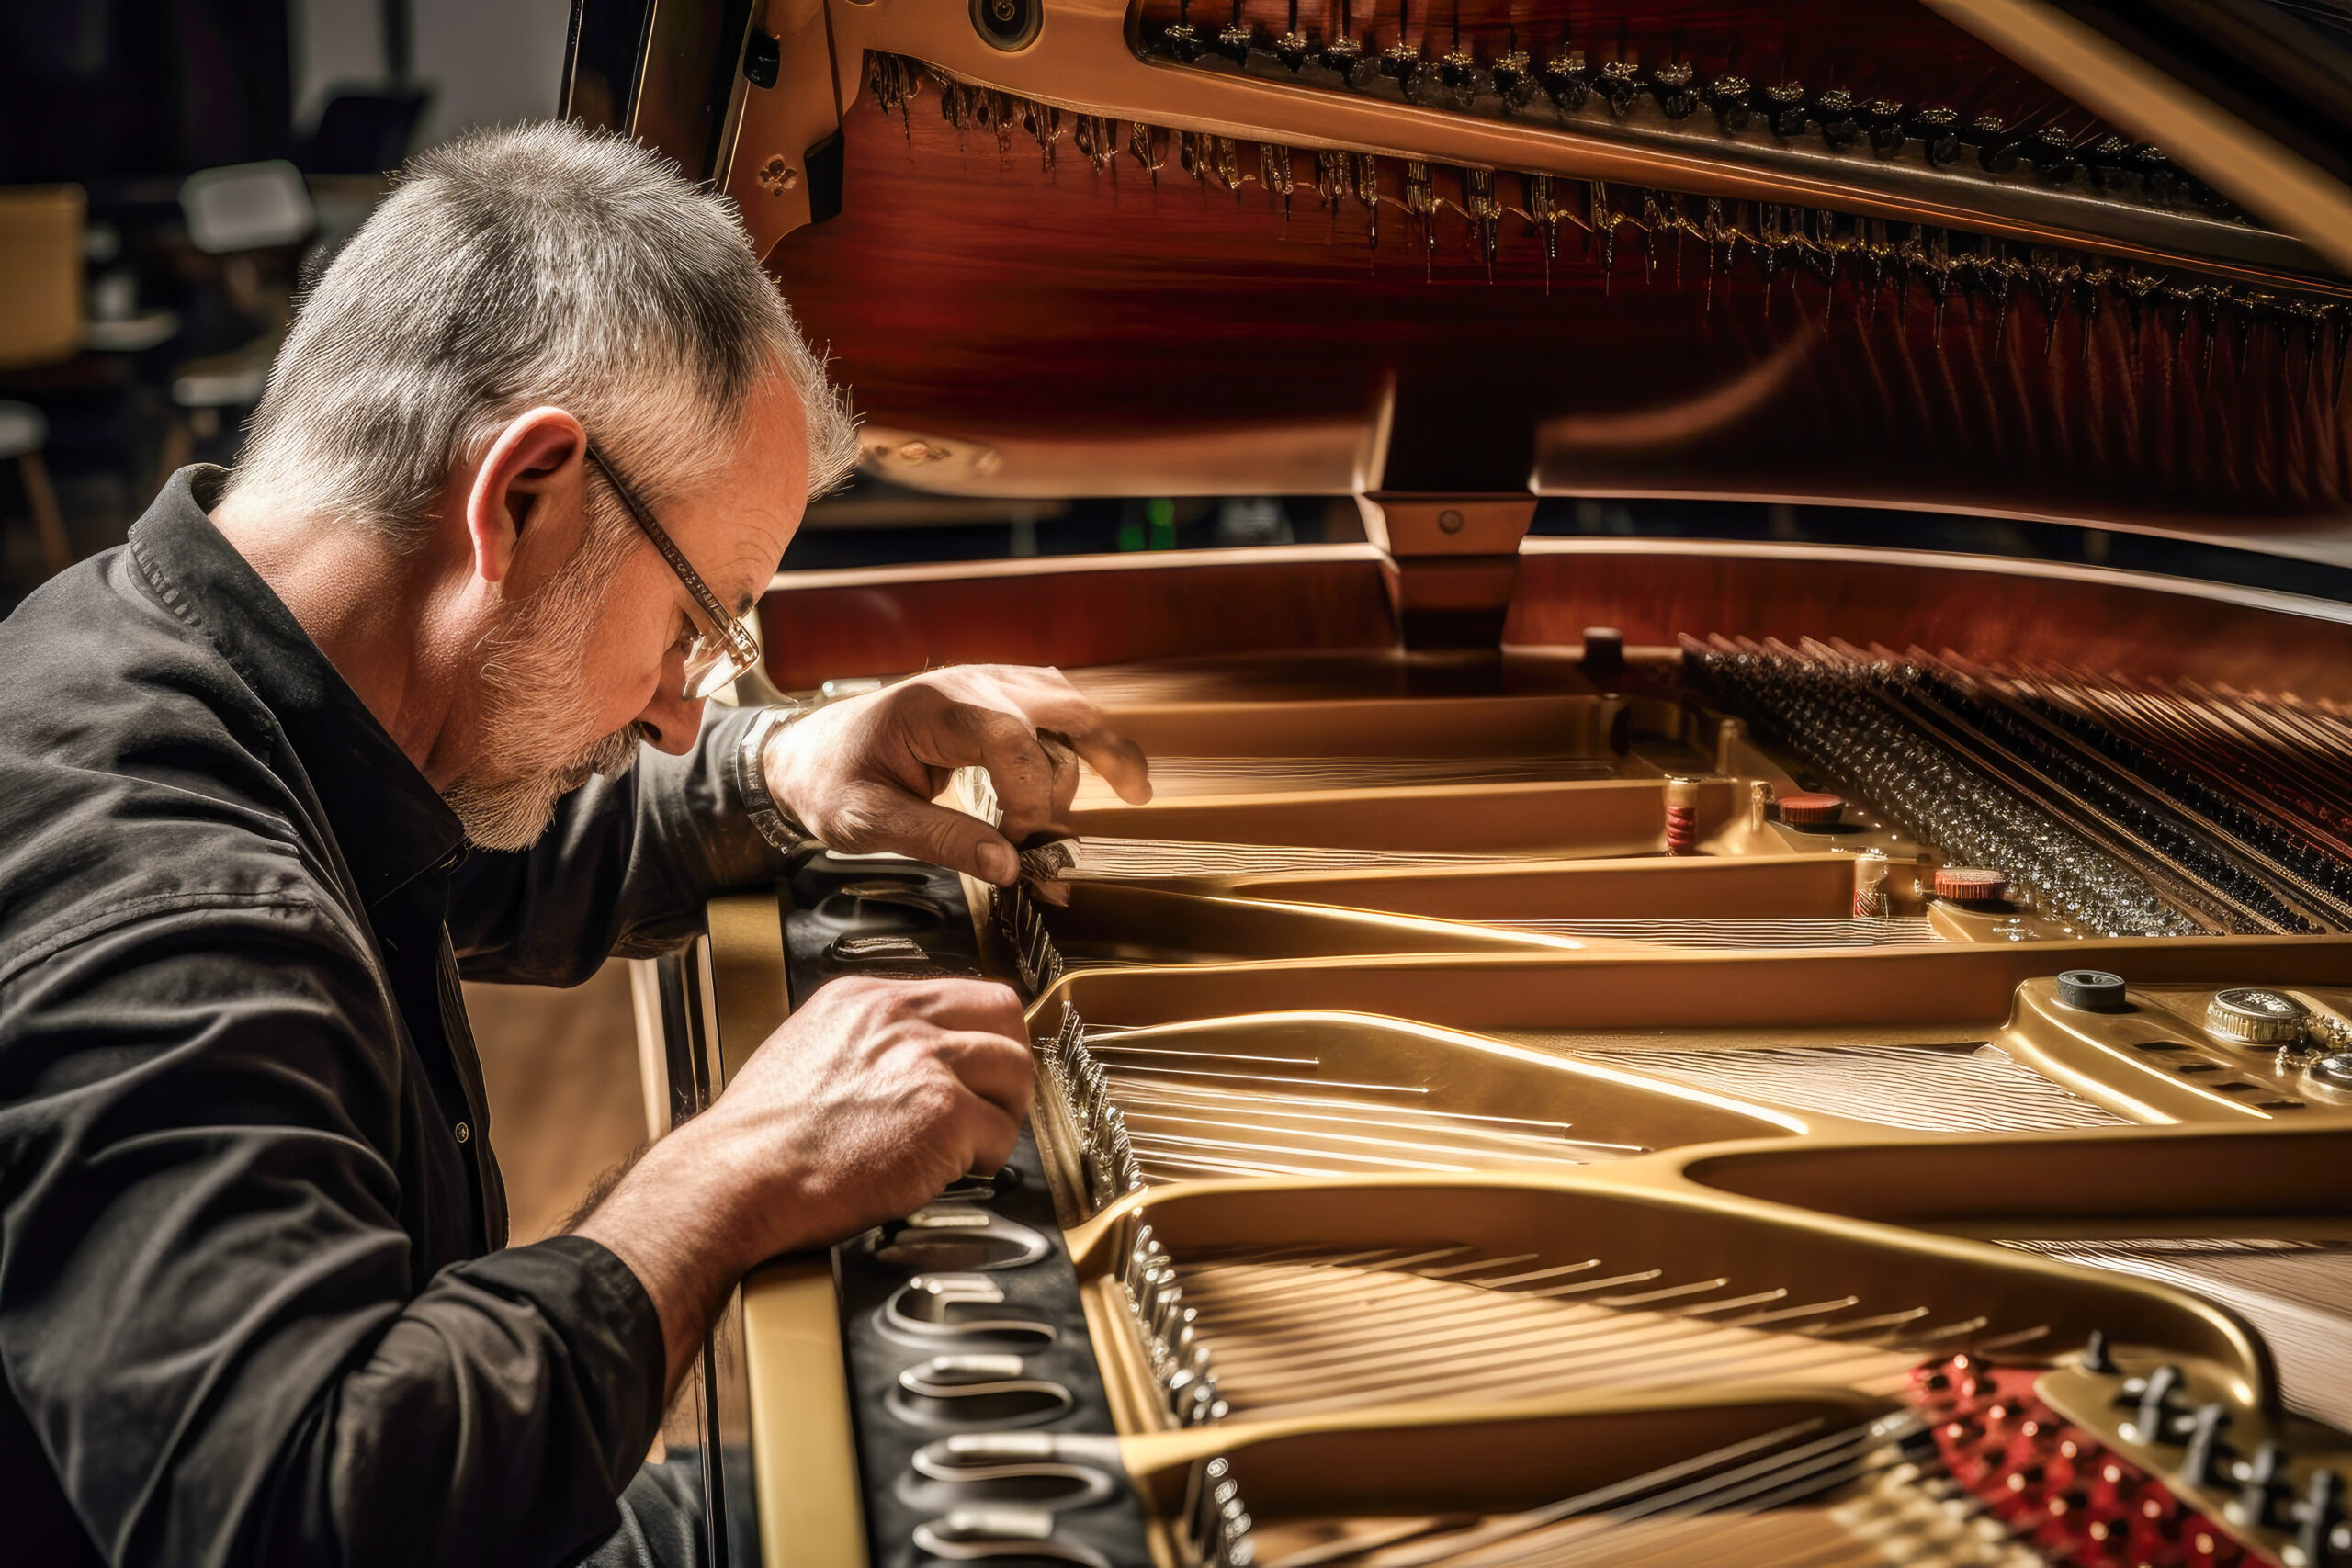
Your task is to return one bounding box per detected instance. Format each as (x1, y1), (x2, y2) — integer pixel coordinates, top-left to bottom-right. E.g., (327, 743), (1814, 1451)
(0, 469), (789, 1565)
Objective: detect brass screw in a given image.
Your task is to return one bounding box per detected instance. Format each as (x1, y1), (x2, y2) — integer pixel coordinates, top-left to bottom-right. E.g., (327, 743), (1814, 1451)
(1437, 508), (1465, 534)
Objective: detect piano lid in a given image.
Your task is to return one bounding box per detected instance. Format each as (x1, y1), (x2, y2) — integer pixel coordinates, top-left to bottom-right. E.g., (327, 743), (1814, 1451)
(562, 1), (2352, 562)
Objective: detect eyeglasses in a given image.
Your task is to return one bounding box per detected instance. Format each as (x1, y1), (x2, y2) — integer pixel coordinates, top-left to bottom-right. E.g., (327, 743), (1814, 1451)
(584, 443), (763, 701)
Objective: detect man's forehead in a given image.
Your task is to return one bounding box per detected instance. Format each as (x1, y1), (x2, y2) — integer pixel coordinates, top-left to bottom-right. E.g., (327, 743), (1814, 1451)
(718, 378), (812, 602)
(715, 539), (772, 616)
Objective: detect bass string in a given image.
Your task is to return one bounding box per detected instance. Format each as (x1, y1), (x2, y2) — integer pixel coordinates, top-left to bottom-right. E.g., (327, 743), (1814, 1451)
(1170, 1257), (2000, 1418)
(1109, 1084), (1627, 1179)
(1121, 1125), (1623, 1180)
(1429, 1418), (1930, 1568)
(1556, 1043), (2125, 1134)
(1259, 1408), (2005, 1568)
(1086, 1036), (1633, 1181)
(1412, 1427), (2047, 1568)
(1075, 755), (1623, 799)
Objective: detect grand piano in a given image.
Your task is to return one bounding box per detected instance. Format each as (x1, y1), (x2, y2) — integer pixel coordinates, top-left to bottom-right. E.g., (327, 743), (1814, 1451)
(563, 5), (2352, 1566)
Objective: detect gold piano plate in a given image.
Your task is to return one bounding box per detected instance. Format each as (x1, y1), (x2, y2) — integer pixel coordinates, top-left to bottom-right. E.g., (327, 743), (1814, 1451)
(1022, 1009), (1815, 1205)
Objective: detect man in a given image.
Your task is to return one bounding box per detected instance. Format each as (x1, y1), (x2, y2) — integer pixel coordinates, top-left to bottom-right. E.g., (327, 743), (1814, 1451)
(0, 123), (1150, 1565)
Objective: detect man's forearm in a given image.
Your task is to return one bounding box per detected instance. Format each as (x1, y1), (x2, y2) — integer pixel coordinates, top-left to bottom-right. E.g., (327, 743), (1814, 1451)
(572, 1133), (764, 1399)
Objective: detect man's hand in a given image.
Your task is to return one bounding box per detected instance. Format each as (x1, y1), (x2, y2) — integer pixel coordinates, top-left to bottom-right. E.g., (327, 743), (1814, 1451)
(574, 976), (1033, 1393)
(764, 666), (1153, 885)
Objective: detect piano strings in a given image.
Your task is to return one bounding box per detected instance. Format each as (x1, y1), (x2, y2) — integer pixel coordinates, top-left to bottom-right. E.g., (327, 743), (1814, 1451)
(1084, 1032), (1642, 1181)
(1162, 1246), (1999, 1419)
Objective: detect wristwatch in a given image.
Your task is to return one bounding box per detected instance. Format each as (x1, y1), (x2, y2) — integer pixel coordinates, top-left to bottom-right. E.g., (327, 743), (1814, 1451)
(738, 703), (817, 857)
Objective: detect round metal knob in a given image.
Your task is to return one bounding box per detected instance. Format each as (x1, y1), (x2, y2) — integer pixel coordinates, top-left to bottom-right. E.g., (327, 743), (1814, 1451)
(1934, 867), (2008, 903)
(2056, 970), (2129, 1012)
(2205, 988), (2308, 1047)
(1777, 792), (1845, 828)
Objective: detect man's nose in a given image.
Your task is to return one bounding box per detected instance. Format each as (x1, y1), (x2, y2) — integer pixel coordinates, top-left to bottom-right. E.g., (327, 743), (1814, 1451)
(634, 672), (706, 755)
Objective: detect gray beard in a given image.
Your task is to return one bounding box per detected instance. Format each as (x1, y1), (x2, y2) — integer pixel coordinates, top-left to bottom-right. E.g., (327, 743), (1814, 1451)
(440, 513), (652, 852)
(443, 716), (645, 852)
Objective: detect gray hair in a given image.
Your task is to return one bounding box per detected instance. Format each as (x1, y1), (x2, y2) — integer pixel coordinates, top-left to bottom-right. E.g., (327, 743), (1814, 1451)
(226, 119), (858, 539)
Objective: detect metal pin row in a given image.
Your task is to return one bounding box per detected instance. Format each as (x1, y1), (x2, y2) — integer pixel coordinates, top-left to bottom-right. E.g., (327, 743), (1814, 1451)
(995, 878), (1067, 998)
(1180, 1455), (1256, 1568)
(1037, 1006), (1144, 1213)
(1120, 1220), (1227, 1428)
(1147, 22), (2211, 192)
(862, 51), (2348, 395)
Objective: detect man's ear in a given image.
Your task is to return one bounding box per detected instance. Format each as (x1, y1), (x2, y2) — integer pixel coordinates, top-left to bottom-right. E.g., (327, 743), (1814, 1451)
(465, 407), (589, 589)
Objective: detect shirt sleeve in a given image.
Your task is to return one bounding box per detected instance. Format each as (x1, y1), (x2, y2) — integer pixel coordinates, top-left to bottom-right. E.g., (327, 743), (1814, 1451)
(0, 897), (669, 1568)
(446, 703), (797, 987)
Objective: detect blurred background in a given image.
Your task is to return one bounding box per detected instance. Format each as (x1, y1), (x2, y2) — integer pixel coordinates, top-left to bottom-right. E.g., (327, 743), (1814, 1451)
(0, 1), (567, 614)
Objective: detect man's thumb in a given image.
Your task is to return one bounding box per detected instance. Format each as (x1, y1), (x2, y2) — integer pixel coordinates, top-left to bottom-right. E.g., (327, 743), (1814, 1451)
(853, 790), (1018, 884)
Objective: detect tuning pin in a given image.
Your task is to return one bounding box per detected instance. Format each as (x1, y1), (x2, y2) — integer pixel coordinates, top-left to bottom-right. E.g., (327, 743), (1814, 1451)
(1160, 22), (1206, 62)
(1542, 50), (1590, 110)
(1707, 75), (1753, 131)
(2291, 1471), (2345, 1568)
(1863, 98), (1905, 156)
(1763, 80), (1808, 138)
(2183, 1404), (2235, 1489)
(1438, 45), (1477, 94)
(1214, 23), (1252, 63)
(1377, 40), (1421, 86)
(1815, 88), (1860, 149)
(1651, 60), (1697, 119)
(2081, 1329), (2118, 1373)
(1592, 58), (1642, 115)
(1911, 106), (1963, 164)
(1272, 29), (1310, 70)
(2132, 143), (2179, 201)
(2086, 134), (2134, 191)
(2026, 125), (2080, 184)
(2230, 1440), (2291, 1529)
(1318, 34), (1363, 78)
(1969, 116), (2021, 173)
(1489, 49), (1532, 105)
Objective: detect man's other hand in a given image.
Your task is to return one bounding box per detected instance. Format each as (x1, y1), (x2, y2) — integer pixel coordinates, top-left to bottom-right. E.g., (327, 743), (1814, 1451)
(575, 974), (1034, 1392)
(696, 976), (1034, 1248)
(763, 666), (1153, 885)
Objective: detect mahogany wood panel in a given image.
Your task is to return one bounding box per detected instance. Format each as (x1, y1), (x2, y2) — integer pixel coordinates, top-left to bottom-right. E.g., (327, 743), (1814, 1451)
(761, 543), (2352, 705)
(1504, 546), (2352, 702)
(757, 554), (1396, 687)
(772, 77), (2349, 522)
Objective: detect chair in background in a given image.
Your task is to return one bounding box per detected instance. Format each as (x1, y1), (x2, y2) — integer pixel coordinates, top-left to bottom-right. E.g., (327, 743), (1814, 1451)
(153, 162), (314, 486)
(0, 185), (85, 577)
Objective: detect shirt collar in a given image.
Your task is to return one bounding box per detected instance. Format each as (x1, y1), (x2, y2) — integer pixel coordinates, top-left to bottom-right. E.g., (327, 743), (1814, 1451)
(129, 467), (467, 909)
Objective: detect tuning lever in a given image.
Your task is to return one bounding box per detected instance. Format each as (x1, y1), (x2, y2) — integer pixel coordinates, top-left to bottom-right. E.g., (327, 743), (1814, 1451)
(2292, 1471), (2346, 1568)
(2131, 1363), (2185, 1444)
(2181, 1403), (2233, 1488)
(2231, 1440), (2291, 1529)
